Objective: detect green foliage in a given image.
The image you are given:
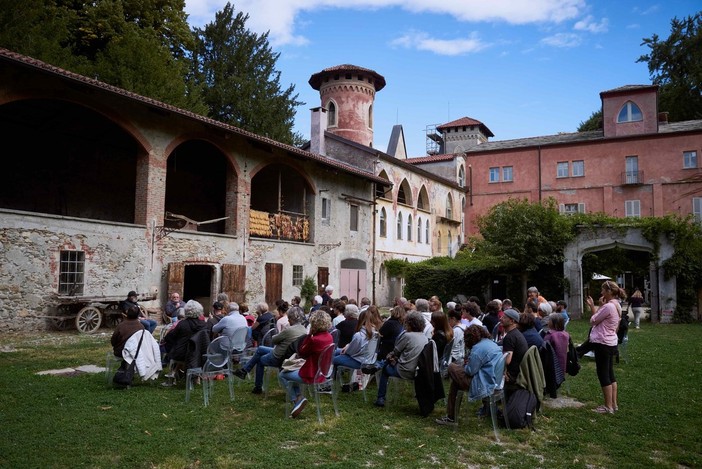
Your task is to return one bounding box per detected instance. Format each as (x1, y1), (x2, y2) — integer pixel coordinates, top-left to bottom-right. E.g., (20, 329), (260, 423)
(298, 275), (317, 311)
(192, 2), (304, 145)
(383, 258), (411, 278)
(577, 109), (603, 131)
(637, 12), (702, 121)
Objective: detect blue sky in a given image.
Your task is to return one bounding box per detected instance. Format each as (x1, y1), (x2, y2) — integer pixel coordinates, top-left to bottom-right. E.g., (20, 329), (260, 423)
(184, 1), (701, 157)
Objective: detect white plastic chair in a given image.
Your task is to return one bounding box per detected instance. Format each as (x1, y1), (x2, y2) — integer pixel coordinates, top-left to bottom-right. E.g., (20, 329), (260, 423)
(285, 343), (339, 423)
(185, 336), (235, 406)
(336, 332), (380, 402)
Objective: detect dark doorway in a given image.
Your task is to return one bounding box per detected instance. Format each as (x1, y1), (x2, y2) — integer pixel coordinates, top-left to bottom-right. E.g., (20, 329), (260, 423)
(183, 264), (213, 308)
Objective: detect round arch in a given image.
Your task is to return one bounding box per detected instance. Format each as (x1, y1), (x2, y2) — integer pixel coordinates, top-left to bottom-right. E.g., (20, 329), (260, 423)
(564, 227), (676, 320)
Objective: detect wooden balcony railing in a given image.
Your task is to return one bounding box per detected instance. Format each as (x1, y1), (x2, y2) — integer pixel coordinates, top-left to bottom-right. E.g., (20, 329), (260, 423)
(249, 209), (310, 242)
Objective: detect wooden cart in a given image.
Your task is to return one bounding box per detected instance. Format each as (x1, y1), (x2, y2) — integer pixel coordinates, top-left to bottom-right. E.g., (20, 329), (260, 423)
(49, 292), (157, 334)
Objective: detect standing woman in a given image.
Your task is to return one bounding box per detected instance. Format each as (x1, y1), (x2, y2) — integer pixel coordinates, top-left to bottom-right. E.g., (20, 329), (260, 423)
(629, 288), (644, 329)
(585, 280), (626, 414)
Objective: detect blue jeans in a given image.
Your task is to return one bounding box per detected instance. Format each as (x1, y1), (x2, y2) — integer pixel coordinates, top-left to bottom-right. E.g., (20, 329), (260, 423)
(377, 363), (401, 400)
(140, 319), (157, 334)
(242, 346), (280, 388)
(279, 369), (304, 401)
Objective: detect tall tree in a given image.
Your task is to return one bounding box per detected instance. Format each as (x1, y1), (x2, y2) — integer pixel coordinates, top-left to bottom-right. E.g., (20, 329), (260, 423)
(0, 0), (205, 113)
(637, 12), (702, 121)
(192, 2), (304, 145)
(577, 109), (603, 131)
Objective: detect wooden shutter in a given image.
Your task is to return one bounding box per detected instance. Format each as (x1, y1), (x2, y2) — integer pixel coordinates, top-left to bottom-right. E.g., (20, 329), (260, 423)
(222, 264), (246, 304)
(167, 262), (184, 299)
(265, 263), (283, 306)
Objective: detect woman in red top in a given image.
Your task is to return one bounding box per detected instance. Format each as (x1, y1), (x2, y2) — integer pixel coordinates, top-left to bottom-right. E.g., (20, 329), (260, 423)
(278, 310), (333, 418)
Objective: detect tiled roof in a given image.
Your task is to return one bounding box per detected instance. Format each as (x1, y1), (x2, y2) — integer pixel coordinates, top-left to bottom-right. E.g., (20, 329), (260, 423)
(436, 116), (494, 137)
(465, 120), (702, 153)
(0, 48), (388, 185)
(406, 154), (458, 164)
(601, 84), (658, 95)
(308, 64), (386, 91)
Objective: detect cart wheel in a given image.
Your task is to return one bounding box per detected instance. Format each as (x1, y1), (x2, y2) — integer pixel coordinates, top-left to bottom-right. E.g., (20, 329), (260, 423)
(76, 306), (102, 333)
(103, 304), (123, 328)
(50, 306), (73, 330)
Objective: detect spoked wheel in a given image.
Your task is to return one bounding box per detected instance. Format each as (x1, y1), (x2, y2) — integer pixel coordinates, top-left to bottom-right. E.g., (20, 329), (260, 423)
(103, 304), (123, 328)
(76, 306), (102, 333)
(50, 306), (73, 331)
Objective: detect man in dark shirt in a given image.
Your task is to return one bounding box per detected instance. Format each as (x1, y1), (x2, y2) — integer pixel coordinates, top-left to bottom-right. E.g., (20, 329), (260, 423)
(334, 304), (359, 349)
(110, 305), (144, 358)
(501, 308), (528, 397)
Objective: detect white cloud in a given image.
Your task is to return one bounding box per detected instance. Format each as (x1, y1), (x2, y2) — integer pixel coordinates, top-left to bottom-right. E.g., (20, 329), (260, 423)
(185, 0), (587, 46)
(574, 15), (609, 33)
(390, 31), (487, 56)
(540, 33), (582, 48)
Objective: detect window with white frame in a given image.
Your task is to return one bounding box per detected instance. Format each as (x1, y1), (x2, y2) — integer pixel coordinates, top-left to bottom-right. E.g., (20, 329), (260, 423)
(407, 214), (412, 241)
(349, 204), (359, 231)
(448, 231), (453, 257)
(446, 195), (453, 219)
(397, 212), (403, 240)
(557, 162), (569, 178)
(572, 160), (584, 177)
(617, 101), (643, 123)
(59, 250), (85, 295)
(559, 203), (586, 215)
(489, 167), (499, 183)
(625, 200), (641, 218)
(458, 165), (465, 187)
(502, 166), (513, 182)
(379, 207), (387, 237)
(625, 156), (639, 184)
(417, 217), (422, 243)
(292, 265), (303, 286)
(684, 151), (698, 169)
(694, 197), (702, 223)
(321, 197), (331, 224)
(425, 219), (430, 244)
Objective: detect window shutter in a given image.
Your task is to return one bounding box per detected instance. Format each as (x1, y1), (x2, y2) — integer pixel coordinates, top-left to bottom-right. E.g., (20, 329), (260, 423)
(578, 203), (586, 213)
(559, 204), (565, 214)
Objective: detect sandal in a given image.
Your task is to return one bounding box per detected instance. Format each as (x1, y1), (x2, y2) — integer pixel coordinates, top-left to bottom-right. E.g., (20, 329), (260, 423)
(593, 405), (614, 414)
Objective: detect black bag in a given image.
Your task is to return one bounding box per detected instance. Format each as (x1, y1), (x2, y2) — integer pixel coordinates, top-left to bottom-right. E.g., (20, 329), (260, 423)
(113, 360), (137, 387)
(503, 388), (537, 430)
(113, 330), (145, 388)
(566, 337), (581, 376)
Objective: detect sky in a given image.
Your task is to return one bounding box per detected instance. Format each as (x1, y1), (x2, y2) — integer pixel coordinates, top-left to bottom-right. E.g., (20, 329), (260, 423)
(183, 0), (701, 158)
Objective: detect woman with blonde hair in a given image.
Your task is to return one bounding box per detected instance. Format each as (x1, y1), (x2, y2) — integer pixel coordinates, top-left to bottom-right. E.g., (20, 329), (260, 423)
(585, 280), (626, 414)
(629, 288), (644, 329)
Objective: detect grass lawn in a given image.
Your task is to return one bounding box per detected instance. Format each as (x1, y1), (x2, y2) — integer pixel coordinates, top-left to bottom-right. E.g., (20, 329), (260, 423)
(0, 320), (700, 468)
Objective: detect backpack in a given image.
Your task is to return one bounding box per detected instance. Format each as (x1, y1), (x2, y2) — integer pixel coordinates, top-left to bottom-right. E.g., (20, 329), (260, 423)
(566, 337), (581, 376)
(503, 389), (537, 430)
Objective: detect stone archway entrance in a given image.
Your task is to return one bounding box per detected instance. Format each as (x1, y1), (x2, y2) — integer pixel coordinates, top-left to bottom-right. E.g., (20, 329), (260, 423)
(564, 227), (676, 320)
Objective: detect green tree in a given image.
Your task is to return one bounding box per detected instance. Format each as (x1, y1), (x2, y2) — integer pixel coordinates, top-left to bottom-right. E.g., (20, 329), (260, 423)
(0, 0), (205, 113)
(637, 12), (702, 121)
(577, 109), (603, 131)
(192, 2), (304, 145)
(476, 198), (574, 299)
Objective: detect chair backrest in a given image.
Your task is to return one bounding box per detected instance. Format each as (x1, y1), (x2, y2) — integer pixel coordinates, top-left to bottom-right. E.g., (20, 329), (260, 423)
(204, 336), (232, 371)
(360, 331), (380, 365)
(229, 326), (249, 353)
(317, 343), (336, 380)
(441, 338), (454, 366)
(261, 327), (277, 347)
(495, 352), (508, 390)
(330, 328), (340, 346)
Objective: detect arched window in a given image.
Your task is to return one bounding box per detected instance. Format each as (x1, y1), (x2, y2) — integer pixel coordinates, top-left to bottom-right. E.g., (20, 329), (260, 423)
(417, 186), (429, 211)
(617, 101), (643, 123)
(397, 212), (403, 240)
(368, 104), (373, 129)
(379, 207), (387, 237)
(327, 101), (337, 127)
(446, 194), (454, 219)
(448, 231), (453, 257)
(417, 216), (422, 243)
(458, 165), (465, 187)
(407, 214), (412, 241)
(425, 219), (430, 244)
(397, 179), (412, 205)
(376, 170), (390, 199)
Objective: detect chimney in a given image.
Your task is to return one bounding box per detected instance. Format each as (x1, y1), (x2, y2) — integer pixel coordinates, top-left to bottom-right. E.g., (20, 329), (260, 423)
(310, 106), (327, 155)
(658, 111), (669, 124)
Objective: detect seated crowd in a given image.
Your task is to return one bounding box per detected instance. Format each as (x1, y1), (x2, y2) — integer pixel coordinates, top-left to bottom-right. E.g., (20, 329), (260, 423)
(115, 285), (589, 424)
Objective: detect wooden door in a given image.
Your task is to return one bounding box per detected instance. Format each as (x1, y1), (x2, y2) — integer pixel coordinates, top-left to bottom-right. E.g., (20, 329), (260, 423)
(167, 262), (184, 299)
(340, 268), (367, 303)
(317, 267), (329, 293)
(265, 263), (283, 306)
(222, 264), (246, 304)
